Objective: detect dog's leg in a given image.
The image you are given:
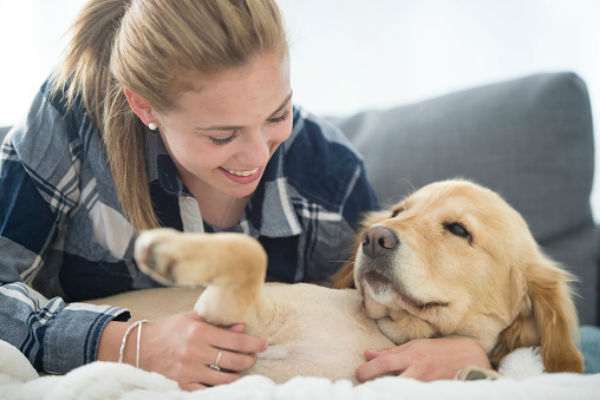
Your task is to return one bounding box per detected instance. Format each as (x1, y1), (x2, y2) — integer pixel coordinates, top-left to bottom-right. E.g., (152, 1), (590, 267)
(135, 228), (270, 331)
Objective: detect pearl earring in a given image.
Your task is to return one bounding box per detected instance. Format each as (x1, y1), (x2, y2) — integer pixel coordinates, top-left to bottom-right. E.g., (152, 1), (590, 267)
(148, 122), (158, 131)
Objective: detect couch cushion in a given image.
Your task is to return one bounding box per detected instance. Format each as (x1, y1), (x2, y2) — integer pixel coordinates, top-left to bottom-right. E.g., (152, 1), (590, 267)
(333, 72), (599, 325)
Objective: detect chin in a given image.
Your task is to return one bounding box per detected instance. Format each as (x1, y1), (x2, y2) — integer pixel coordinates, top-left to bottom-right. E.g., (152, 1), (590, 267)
(220, 185), (258, 201)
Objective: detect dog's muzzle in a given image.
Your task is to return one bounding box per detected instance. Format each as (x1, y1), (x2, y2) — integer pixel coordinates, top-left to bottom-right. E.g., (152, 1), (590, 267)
(361, 226), (399, 259)
(356, 226), (399, 289)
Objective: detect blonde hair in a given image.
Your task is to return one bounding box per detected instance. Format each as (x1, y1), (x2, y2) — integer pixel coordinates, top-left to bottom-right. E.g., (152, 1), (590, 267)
(51, 0), (288, 232)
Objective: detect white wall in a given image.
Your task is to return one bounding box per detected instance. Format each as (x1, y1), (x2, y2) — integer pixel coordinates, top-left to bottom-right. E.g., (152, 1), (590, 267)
(1, 0), (598, 219)
(0, 1), (84, 124)
(279, 0), (599, 220)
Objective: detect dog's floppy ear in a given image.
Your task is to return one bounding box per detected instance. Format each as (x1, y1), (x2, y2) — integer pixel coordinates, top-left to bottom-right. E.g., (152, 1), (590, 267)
(330, 210), (390, 289)
(492, 252), (584, 373)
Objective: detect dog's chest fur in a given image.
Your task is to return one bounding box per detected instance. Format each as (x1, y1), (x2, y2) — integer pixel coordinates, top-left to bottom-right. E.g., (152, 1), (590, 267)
(249, 284), (394, 383)
(90, 284), (395, 383)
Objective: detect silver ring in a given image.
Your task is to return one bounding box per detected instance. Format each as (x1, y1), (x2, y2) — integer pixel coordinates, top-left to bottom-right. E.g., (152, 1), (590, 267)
(209, 350), (223, 371)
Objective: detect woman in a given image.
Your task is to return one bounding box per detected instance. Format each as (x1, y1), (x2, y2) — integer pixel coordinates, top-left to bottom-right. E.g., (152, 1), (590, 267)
(0, 0), (490, 390)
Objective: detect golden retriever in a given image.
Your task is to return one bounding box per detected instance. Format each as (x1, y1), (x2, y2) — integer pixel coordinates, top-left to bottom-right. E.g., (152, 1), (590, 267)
(89, 179), (584, 383)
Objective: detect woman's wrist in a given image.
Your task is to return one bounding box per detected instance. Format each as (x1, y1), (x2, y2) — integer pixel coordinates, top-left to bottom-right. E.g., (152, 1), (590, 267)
(97, 320), (133, 364)
(118, 319), (148, 367)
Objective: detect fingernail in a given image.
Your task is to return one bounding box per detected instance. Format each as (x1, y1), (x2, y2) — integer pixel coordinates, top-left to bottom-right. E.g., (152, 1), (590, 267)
(229, 323), (245, 332)
(263, 340), (269, 351)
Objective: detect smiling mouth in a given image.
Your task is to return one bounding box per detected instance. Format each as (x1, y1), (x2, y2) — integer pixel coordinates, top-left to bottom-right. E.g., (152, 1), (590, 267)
(363, 270), (448, 311)
(219, 166), (263, 184)
(222, 167), (259, 177)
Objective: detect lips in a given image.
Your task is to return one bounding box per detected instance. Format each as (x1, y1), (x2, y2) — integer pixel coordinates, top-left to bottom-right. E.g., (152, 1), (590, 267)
(219, 166), (263, 184)
(362, 269), (448, 312)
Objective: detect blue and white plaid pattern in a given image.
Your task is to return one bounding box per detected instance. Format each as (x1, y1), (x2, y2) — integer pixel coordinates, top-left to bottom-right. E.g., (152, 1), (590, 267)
(0, 80), (379, 373)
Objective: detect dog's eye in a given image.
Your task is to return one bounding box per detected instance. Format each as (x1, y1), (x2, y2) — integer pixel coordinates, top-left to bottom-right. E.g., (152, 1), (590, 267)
(443, 222), (473, 243)
(391, 207), (404, 218)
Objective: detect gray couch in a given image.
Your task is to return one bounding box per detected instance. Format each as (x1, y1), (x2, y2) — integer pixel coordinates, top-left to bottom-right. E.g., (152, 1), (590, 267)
(332, 72), (599, 326)
(1, 72), (598, 326)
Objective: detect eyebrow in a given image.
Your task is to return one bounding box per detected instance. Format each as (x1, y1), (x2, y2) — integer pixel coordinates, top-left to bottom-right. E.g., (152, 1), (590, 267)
(195, 91), (293, 132)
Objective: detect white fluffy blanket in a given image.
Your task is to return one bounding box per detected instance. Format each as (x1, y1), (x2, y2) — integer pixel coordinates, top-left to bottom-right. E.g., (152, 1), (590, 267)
(1, 339), (598, 400)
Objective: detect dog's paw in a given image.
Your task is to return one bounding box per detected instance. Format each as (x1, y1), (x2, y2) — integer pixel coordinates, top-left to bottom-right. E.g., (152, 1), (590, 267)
(455, 365), (501, 381)
(134, 228), (183, 285)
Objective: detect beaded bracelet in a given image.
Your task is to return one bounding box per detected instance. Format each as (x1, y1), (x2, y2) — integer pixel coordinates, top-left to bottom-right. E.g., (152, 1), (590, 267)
(118, 319), (148, 368)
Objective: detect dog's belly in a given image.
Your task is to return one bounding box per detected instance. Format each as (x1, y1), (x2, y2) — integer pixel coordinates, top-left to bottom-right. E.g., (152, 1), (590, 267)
(249, 284), (394, 383)
(88, 284), (395, 383)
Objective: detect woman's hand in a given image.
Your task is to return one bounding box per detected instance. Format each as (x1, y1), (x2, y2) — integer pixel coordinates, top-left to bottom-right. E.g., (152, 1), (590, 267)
(98, 312), (268, 391)
(356, 337), (491, 382)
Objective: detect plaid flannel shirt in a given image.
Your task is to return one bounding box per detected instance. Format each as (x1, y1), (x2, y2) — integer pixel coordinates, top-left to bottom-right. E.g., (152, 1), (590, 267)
(0, 80), (378, 374)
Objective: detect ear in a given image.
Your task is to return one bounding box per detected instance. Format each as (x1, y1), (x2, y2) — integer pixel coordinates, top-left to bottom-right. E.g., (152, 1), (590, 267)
(330, 210), (390, 289)
(123, 87), (158, 127)
(492, 252), (584, 373)
(526, 256), (584, 372)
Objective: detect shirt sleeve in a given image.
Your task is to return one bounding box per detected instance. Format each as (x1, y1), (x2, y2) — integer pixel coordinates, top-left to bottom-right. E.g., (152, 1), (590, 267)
(0, 88), (129, 374)
(341, 161), (380, 230)
(288, 108), (380, 284)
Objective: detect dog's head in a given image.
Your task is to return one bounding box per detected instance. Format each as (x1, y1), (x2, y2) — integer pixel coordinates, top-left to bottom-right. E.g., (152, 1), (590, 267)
(333, 179), (583, 373)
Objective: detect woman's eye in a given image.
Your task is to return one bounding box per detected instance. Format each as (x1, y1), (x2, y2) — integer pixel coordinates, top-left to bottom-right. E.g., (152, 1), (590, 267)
(209, 132), (237, 145)
(443, 222), (473, 243)
(268, 109), (290, 123)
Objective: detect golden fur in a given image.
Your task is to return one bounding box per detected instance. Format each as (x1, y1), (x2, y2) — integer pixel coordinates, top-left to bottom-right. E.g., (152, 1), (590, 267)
(89, 179), (583, 382)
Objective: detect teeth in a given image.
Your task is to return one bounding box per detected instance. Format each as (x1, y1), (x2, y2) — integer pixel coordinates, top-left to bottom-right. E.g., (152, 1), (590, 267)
(224, 167), (259, 177)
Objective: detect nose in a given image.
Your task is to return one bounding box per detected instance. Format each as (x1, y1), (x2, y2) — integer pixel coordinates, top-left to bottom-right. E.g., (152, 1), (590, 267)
(241, 128), (271, 166)
(361, 226), (399, 258)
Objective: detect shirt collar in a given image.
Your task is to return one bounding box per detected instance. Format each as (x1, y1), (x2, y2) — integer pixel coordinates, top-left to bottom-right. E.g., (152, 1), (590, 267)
(247, 145), (303, 238)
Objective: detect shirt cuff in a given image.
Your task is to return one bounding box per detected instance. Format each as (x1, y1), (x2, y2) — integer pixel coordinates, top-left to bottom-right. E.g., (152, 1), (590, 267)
(43, 303), (130, 374)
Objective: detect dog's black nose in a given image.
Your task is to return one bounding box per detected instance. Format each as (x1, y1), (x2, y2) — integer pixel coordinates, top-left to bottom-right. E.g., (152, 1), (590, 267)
(362, 226), (399, 258)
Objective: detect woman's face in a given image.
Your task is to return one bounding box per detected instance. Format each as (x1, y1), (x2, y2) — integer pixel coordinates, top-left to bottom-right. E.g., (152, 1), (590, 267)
(154, 51), (292, 200)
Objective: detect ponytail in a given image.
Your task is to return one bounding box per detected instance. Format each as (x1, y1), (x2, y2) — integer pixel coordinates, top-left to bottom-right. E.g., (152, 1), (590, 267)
(51, 0), (130, 126)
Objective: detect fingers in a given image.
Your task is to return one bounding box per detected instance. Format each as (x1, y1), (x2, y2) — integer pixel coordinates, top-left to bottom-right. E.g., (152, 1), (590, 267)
(357, 338), (492, 382)
(167, 353), (242, 390)
(141, 313), (268, 389)
(364, 348), (381, 361)
(228, 323), (245, 333)
(200, 364), (241, 386)
(184, 347), (250, 388)
(184, 313), (267, 354)
(206, 348), (258, 372)
(188, 319), (264, 386)
(400, 366), (430, 381)
(356, 350), (407, 382)
(204, 322), (268, 354)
